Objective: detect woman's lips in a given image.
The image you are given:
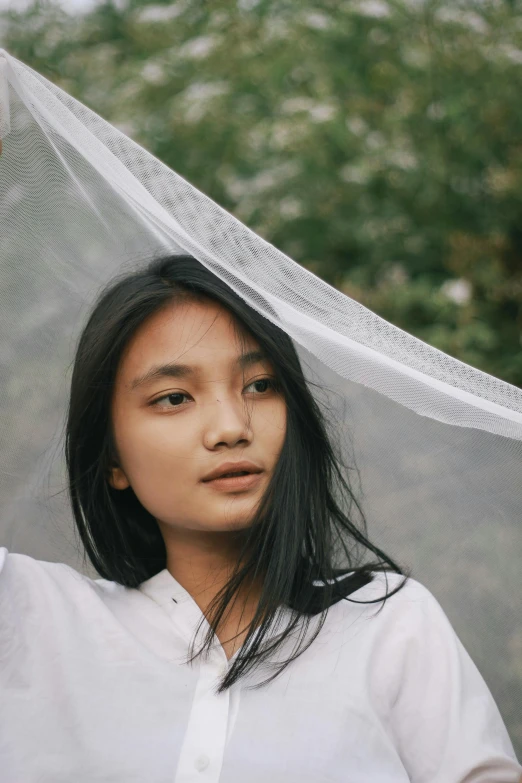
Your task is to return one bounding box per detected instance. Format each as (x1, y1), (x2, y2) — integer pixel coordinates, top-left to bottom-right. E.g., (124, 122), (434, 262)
(202, 471), (263, 492)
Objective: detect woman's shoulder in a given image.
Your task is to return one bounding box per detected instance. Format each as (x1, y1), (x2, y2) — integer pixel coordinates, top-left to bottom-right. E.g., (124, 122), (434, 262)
(327, 570), (468, 697)
(333, 567), (449, 641)
(1, 545), (88, 582)
(0, 546), (125, 606)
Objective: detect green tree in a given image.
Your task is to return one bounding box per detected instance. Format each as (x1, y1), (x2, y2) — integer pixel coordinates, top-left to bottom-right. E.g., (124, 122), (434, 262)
(2, 0), (521, 383)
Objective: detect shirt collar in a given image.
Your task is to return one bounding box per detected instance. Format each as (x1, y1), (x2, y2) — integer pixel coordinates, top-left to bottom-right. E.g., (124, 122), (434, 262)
(137, 567), (224, 658)
(138, 568), (294, 664)
(138, 567), (194, 607)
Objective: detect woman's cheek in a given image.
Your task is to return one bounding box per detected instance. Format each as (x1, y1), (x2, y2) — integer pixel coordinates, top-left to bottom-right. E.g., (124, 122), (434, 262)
(119, 414), (193, 484)
(258, 400), (286, 445)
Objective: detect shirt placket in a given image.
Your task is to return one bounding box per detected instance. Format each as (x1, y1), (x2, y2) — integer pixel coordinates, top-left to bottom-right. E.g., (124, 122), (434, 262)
(156, 580), (233, 783)
(171, 643), (230, 783)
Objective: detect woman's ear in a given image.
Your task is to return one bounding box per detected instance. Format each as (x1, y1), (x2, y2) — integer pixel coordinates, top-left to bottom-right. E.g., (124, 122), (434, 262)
(107, 464), (130, 490)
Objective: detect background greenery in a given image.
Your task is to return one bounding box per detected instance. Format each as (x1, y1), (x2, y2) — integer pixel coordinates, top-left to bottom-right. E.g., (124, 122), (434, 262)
(1, 0), (521, 386)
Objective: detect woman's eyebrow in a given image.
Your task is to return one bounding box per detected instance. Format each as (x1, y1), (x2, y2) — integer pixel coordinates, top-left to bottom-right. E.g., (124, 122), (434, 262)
(130, 349), (267, 390)
(238, 349), (267, 369)
(130, 362), (194, 390)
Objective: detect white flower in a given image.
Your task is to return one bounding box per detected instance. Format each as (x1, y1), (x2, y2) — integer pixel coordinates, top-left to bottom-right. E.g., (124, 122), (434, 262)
(385, 263), (408, 285)
(279, 197), (304, 219)
(309, 103), (336, 123)
(302, 11), (332, 30)
(264, 17), (290, 42)
(498, 45), (522, 65)
(340, 164), (371, 184)
(135, 3), (186, 24)
(271, 123), (293, 149)
(346, 116), (368, 136)
(387, 149), (418, 170)
(141, 62), (166, 85)
(179, 35), (219, 60)
(366, 131), (386, 150)
(401, 47), (430, 68)
(352, 0), (390, 19)
(427, 102), (446, 120)
(435, 8), (489, 35)
(222, 162), (301, 199)
(441, 279), (472, 305)
(280, 98), (336, 123)
(280, 97), (315, 114)
(178, 81), (230, 123)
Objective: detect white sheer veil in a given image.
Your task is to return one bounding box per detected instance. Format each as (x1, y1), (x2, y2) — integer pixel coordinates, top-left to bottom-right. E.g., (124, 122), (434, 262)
(0, 49), (521, 753)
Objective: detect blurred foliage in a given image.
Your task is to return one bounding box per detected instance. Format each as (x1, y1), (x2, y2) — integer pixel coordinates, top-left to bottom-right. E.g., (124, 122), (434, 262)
(1, 0), (522, 385)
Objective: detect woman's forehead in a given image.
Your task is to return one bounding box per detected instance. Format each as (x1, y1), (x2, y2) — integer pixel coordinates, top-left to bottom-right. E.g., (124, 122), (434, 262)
(117, 298), (263, 381)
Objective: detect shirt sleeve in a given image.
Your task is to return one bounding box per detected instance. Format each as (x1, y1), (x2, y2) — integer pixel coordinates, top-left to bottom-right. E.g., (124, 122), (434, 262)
(386, 578), (522, 783)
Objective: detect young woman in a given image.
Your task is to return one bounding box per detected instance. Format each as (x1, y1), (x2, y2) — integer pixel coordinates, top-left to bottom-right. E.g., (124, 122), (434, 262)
(0, 254), (520, 782)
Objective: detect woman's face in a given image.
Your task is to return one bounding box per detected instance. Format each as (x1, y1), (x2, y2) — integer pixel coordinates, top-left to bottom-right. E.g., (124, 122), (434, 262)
(108, 296), (287, 534)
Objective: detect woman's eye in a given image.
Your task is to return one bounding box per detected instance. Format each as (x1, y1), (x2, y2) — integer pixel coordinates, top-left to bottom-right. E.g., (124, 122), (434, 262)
(150, 380), (275, 408)
(244, 378), (275, 394)
(151, 392), (190, 408)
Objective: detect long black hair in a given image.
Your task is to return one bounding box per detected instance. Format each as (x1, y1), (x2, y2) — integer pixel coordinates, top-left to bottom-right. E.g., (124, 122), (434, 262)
(65, 254), (410, 692)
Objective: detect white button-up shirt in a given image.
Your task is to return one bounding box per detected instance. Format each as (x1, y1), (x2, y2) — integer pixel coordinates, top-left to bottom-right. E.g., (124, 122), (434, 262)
(1, 546), (520, 782)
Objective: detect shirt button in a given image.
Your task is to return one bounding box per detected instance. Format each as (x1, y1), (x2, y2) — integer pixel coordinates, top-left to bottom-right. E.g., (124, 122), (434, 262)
(194, 754), (210, 772)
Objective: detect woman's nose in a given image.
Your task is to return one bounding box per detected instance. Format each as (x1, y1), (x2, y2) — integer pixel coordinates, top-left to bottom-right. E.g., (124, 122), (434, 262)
(203, 396), (253, 450)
